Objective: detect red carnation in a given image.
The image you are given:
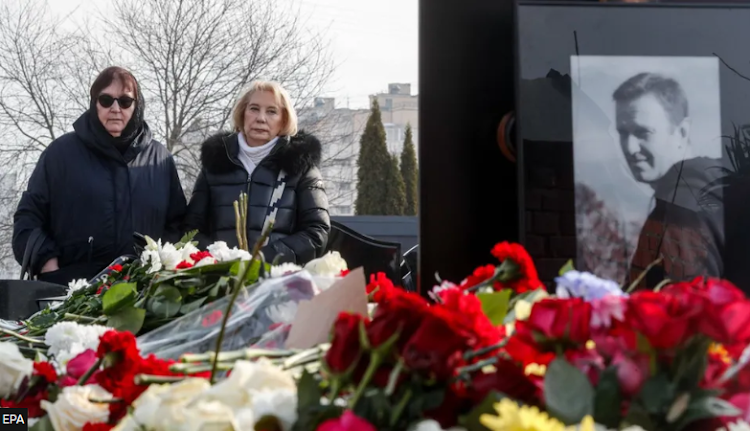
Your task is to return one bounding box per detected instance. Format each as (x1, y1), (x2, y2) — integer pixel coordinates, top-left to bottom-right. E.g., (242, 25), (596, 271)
(366, 272), (396, 303)
(189, 251), (212, 262)
(490, 241), (543, 293)
(33, 361), (58, 383)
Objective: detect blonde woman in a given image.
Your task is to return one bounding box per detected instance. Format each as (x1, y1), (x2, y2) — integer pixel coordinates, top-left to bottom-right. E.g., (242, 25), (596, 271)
(183, 81), (330, 264)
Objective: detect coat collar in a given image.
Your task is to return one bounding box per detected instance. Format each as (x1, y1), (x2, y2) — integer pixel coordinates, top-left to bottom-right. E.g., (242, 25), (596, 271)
(200, 131), (322, 176)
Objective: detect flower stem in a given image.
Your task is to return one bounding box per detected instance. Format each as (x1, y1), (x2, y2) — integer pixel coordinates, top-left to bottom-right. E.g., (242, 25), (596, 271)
(134, 374), (186, 385)
(64, 313), (106, 324)
(455, 357), (499, 375)
(384, 359), (405, 396)
(390, 388), (412, 427)
(328, 378), (341, 403)
(88, 397), (123, 404)
(77, 357), (103, 385)
(209, 221), (274, 384)
(349, 351), (382, 409)
(463, 339), (508, 361)
(170, 362), (234, 374)
(180, 348), (297, 364)
(0, 328), (45, 345)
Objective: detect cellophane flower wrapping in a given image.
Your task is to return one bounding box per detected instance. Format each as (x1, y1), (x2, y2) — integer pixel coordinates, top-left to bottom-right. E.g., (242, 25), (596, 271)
(136, 270), (320, 360)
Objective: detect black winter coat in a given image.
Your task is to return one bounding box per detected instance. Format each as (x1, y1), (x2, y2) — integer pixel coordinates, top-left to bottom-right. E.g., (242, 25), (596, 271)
(12, 113), (187, 283)
(183, 132), (330, 265)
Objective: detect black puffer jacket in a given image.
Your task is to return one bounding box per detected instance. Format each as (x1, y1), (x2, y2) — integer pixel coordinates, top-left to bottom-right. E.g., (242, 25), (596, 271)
(183, 132), (330, 265)
(12, 112), (187, 283)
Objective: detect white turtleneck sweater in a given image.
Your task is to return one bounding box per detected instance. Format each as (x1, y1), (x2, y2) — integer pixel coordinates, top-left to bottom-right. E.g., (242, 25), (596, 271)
(237, 132), (278, 179)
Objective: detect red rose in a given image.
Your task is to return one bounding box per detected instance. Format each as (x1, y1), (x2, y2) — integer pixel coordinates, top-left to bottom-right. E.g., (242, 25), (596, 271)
(424, 386), (471, 429)
(316, 410), (376, 431)
(325, 312), (366, 374)
(401, 307), (472, 380)
(503, 321), (556, 367)
(33, 361), (58, 383)
(666, 278), (750, 345)
(626, 291), (701, 349)
(366, 289), (428, 350)
(469, 358), (538, 405)
(526, 298), (592, 344)
(61, 350), (99, 386)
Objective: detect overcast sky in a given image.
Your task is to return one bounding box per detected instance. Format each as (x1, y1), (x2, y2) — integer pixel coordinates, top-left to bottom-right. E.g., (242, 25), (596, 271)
(50, 0), (419, 109)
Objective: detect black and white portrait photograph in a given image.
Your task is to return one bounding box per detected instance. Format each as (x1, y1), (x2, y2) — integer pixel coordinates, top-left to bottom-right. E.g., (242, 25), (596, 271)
(570, 55), (724, 287)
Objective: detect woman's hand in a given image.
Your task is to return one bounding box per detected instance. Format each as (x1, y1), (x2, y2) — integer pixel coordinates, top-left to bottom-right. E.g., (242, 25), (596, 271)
(41, 258), (59, 273)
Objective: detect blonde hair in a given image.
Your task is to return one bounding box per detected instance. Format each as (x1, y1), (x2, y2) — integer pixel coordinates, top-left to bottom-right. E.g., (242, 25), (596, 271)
(232, 81), (298, 137)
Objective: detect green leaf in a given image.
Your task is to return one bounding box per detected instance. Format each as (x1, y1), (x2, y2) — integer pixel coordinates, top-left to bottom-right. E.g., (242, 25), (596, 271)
(544, 358), (594, 424)
(175, 230), (198, 248)
(559, 259), (575, 275)
(297, 369), (322, 412)
(180, 297), (207, 315)
(147, 285), (183, 318)
(593, 367), (622, 428)
(673, 396), (741, 431)
(30, 415), (55, 431)
(477, 290), (512, 326)
(102, 282), (137, 315)
(624, 402), (656, 430)
(637, 373), (675, 415)
(459, 391), (505, 431)
(107, 307), (146, 334)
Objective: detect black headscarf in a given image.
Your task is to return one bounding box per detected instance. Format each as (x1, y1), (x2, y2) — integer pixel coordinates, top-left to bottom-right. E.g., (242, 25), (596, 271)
(86, 78), (147, 155)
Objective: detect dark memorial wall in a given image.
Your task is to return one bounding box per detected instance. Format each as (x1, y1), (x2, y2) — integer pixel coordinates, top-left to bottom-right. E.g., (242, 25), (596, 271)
(418, 0), (519, 295)
(516, 1), (750, 292)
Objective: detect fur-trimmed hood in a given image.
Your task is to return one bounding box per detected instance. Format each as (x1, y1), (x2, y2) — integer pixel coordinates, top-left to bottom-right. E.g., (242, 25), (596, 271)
(200, 131), (322, 176)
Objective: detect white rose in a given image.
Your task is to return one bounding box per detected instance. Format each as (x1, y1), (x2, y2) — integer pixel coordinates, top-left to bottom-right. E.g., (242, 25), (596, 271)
(40, 384), (111, 431)
(304, 251), (348, 276)
(0, 342), (33, 398)
(196, 359), (295, 409)
(250, 388), (297, 431)
(130, 378), (211, 429)
(173, 400), (236, 431)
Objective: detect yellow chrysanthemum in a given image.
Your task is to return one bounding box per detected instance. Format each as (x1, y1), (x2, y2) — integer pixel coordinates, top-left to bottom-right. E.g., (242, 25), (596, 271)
(565, 415), (596, 431)
(479, 399), (565, 431)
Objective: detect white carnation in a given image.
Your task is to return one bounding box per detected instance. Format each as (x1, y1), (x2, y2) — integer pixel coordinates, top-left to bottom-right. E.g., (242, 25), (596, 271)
(44, 322), (109, 364)
(270, 263), (302, 278)
(66, 279), (89, 298)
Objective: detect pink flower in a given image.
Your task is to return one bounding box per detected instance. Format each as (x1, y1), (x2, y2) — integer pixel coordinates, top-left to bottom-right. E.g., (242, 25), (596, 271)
(60, 349), (99, 387)
(316, 411), (376, 431)
(612, 352), (649, 397)
(590, 295), (626, 329)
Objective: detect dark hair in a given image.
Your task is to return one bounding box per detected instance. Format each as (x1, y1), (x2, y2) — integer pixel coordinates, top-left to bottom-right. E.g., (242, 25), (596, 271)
(89, 66), (140, 102)
(612, 72), (689, 128)
(88, 66), (145, 138)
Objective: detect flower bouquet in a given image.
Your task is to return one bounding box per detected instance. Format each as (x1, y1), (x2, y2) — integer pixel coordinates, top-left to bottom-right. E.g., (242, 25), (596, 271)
(3, 239), (750, 431)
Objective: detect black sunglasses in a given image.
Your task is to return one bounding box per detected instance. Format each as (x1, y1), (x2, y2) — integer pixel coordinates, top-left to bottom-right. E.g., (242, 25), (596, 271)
(97, 94), (135, 109)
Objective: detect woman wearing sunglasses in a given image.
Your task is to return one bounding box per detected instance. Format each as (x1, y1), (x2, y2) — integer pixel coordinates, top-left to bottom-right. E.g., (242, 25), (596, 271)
(183, 81), (330, 265)
(12, 66), (187, 285)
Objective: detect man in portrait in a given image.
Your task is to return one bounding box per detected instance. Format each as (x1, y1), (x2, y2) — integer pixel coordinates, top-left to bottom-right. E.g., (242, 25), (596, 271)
(612, 72), (724, 288)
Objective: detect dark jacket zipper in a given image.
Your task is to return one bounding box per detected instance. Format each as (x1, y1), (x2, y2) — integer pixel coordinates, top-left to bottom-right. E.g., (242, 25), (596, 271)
(222, 134), (284, 194)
